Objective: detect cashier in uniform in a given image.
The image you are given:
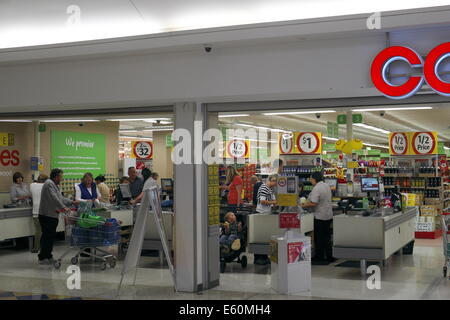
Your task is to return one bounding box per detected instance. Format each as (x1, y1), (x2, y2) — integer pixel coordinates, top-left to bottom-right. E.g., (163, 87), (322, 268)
(301, 171), (335, 264)
(10, 172), (32, 205)
(75, 172), (101, 207)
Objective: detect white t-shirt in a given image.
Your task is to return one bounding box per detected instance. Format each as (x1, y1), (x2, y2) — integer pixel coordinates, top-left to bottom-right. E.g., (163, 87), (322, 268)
(143, 178), (158, 191)
(30, 182), (44, 217)
(308, 181), (333, 221)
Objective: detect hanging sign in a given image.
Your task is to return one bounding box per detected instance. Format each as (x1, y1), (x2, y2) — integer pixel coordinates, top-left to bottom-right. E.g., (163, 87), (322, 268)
(411, 132), (438, 155)
(296, 132), (322, 154)
(279, 133), (294, 154)
(225, 139), (250, 159)
(389, 132), (409, 155)
(132, 141), (153, 159)
(0, 133), (14, 147)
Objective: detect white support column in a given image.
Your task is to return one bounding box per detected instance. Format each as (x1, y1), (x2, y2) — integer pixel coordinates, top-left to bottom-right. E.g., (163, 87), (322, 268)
(173, 102), (208, 292)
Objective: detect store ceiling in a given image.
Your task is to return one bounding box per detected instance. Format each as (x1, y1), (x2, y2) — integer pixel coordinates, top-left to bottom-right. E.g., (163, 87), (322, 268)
(218, 103), (450, 148)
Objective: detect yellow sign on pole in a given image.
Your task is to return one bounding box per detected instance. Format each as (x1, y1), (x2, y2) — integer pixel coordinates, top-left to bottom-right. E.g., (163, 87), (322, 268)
(389, 132), (438, 155)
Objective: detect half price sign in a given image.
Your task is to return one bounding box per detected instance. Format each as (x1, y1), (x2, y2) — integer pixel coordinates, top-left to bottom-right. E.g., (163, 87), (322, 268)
(412, 132), (437, 155)
(225, 139), (250, 159)
(389, 132), (409, 155)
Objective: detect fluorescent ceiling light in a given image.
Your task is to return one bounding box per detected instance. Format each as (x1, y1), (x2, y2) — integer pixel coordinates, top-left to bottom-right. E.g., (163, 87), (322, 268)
(323, 136), (339, 141)
(354, 123), (390, 134)
(143, 127), (174, 132)
(120, 136), (153, 140)
(229, 136), (277, 143)
(143, 118), (171, 122)
(263, 110), (336, 116)
(219, 114), (250, 118)
(41, 119), (100, 122)
(0, 120), (32, 122)
(235, 123), (291, 133)
(352, 107), (433, 112)
(363, 143), (389, 150)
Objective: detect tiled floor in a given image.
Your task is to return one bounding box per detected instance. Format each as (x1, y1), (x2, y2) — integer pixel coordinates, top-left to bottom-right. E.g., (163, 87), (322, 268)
(0, 238), (449, 300)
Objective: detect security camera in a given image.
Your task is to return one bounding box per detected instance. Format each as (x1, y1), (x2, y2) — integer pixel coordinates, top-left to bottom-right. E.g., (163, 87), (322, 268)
(380, 111), (385, 117)
(204, 45), (212, 53)
(315, 113), (321, 119)
(78, 122), (85, 127)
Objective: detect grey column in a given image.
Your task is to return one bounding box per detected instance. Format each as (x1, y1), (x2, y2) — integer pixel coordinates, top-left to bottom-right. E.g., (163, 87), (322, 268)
(174, 102), (207, 292)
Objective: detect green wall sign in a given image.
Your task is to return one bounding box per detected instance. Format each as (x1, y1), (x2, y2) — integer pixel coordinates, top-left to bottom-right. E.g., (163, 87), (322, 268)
(166, 133), (174, 148)
(337, 114), (347, 124)
(323, 143), (336, 152)
(51, 130), (106, 179)
(352, 114), (363, 124)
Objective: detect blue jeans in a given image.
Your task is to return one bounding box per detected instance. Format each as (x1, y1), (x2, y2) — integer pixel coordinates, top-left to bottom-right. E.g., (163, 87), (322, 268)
(220, 234), (238, 247)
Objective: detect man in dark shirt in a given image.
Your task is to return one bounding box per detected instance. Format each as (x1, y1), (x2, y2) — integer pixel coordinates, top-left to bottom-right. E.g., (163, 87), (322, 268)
(250, 175), (263, 211)
(128, 167), (144, 199)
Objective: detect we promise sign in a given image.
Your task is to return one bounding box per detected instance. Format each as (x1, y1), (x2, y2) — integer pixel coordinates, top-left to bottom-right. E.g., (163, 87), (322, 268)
(51, 130), (106, 178)
(389, 132), (438, 155)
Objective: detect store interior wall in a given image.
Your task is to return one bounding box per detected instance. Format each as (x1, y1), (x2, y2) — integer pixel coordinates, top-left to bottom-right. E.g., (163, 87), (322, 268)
(152, 131), (173, 179)
(0, 121), (119, 206)
(0, 122), (35, 205)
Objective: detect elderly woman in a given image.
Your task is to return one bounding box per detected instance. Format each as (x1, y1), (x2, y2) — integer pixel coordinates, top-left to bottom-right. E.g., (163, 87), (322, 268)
(10, 172), (32, 205)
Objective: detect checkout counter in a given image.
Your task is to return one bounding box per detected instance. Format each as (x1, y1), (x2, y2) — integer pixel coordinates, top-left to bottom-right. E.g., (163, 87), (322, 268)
(333, 206), (417, 274)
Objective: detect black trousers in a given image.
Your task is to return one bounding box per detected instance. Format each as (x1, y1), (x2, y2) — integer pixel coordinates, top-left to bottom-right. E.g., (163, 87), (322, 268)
(313, 218), (333, 260)
(38, 215), (59, 261)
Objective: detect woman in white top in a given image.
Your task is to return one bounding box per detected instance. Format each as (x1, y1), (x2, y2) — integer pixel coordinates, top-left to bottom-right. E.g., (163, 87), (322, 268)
(75, 172), (101, 207)
(30, 174), (49, 253)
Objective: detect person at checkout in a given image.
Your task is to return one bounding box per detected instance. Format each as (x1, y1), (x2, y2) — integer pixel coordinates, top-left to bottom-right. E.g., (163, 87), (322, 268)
(10, 172), (32, 206)
(127, 166), (144, 200)
(130, 169), (159, 204)
(301, 171), (335, 264)
(75, 172), (101, 207)
(254, 174), (278, 265)
(95, 175), (110, 204)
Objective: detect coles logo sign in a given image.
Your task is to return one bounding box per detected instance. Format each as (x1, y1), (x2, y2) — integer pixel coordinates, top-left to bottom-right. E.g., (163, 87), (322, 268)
(371, 43), (450, 99)
(0, 150), (20, 167)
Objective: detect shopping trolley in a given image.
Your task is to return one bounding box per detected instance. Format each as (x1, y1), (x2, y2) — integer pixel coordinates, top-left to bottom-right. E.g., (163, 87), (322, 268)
(53, 209), (121, 270)
(442, 214), (450, 278)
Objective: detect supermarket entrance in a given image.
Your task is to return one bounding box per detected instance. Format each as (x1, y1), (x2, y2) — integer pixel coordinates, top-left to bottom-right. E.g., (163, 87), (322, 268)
(203, 97), (450, 299)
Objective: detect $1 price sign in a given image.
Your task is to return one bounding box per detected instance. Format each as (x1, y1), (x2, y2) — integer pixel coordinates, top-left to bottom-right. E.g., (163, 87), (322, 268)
(296, 132), (322, 154)
(279, 134), (293, 154)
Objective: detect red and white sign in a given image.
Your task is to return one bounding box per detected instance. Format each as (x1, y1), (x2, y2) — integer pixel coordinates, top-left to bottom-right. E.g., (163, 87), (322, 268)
(412, 132), (436, 155)
(279, 213), (300, 229)
(439, 155), (448, 175)
(279, 134), (293, 154)
(296, 132), (320, 154)
(371, 43), (450, 99)
(226, 139), (249, 159)
(287, 242), (304, 264)
(132, 141), (153, 160)
(390, 132), (408, 155)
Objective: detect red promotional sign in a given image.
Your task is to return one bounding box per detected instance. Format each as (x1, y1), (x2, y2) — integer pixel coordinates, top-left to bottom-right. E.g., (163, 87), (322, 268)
(371, 43), (450, 99)
(287, 242), (304, 264)
(279, 213), (300, 229)
(0, 150), (20, 166)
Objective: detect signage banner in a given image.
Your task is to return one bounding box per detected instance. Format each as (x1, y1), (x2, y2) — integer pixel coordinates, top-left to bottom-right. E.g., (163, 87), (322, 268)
(279, 213), (300, 229)
(132, 141), (154, 160)
(0, 133), (14, 147)
(51, 130), (106, 179)
(410, 132), (438, 155)
(389, 132), (410, 155)
(279, 133), (294, 155)
(352, 114), (363, 124)
(225, 139), (250, 159)
(337, 115), (347, 125)
(295, 132), (322, 154)
(327, 122), (339, 139)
